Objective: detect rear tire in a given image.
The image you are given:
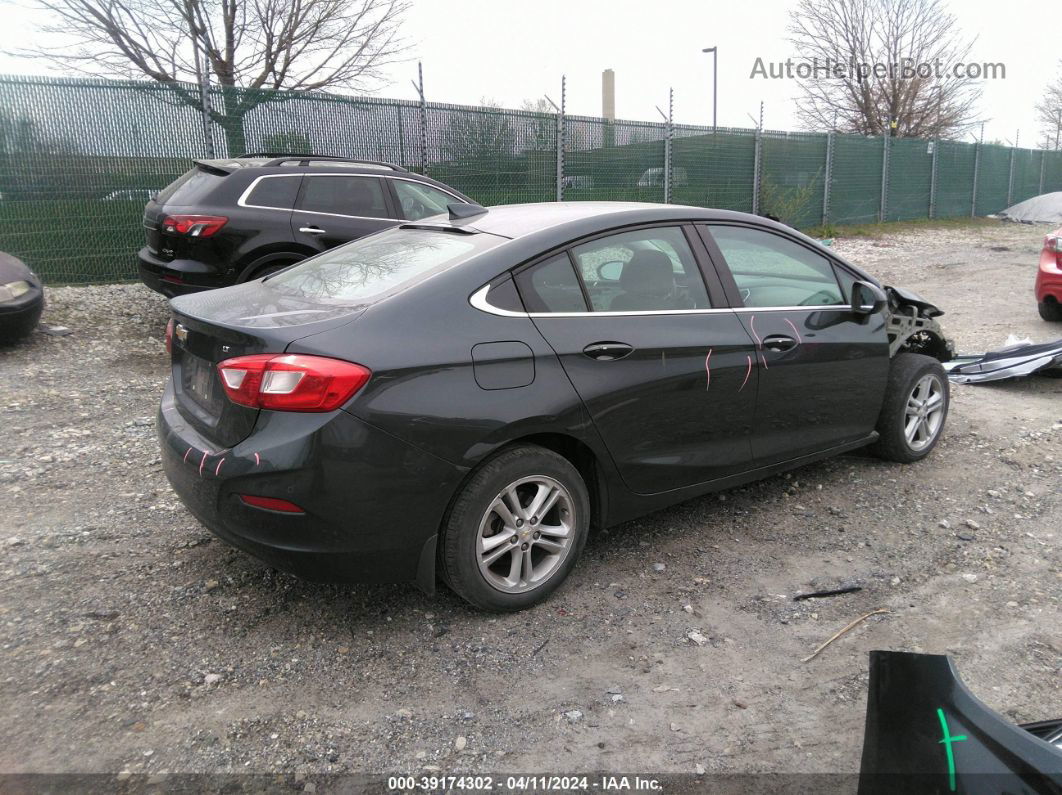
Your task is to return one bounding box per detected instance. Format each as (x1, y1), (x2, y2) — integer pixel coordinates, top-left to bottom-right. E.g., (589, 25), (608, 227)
(439, 445), (590, 612)
(238, 253), (305, 283)
(869, 353), (949, 463)
(1038, 300), (1062, 322)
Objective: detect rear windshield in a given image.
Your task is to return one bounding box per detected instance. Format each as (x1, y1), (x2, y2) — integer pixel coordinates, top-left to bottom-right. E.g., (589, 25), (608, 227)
(157, 166), (226, 206)
(267, 226), (504, 303)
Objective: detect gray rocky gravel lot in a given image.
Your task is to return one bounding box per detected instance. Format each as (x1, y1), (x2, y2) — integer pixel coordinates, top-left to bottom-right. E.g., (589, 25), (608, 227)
(1, 220), (1059, 778)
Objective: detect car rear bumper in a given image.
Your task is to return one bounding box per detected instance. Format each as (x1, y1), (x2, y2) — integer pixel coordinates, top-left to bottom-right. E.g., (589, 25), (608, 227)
(158, 379), (466, 586)
(1035, 265), (1062, 303)
(138, 248), (228, 297)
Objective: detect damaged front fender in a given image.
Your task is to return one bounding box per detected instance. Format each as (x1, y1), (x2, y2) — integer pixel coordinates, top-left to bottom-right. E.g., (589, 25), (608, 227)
(884, 286), (954, 361)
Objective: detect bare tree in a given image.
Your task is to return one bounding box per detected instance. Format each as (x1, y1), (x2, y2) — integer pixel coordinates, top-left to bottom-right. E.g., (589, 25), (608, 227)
(1035, 63), (1062, 150)
(786, 0), (978, 138)
(15, 0), (410, 154)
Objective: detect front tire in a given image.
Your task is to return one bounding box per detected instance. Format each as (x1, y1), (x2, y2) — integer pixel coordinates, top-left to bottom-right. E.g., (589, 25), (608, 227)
(439, 445), (590, 612)
(870, 353), (949, 463)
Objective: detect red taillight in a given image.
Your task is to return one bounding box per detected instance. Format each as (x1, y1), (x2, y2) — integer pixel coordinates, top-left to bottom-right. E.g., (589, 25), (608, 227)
(165, 318), (174, 354)
(216, 354), (371, 412)
(239, 494), (305, 513)
(162, 214), (228, 238)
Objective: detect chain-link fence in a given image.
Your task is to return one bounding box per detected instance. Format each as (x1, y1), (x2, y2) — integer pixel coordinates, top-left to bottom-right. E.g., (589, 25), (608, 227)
(2, 73), (1061, 284)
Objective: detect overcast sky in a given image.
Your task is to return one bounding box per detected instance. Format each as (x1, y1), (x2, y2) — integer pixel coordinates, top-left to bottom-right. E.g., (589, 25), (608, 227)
(0, 0), (1057, 146)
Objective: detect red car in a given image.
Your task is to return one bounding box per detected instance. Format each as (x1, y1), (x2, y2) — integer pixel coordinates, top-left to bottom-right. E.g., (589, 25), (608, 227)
(1037, 228), (1062, 321)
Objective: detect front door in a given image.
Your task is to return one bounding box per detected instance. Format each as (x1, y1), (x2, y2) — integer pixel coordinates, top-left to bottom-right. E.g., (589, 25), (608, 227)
(290, 174), (397, 253)
(515, 225), (759, 495)
(699, 223), (889, 464)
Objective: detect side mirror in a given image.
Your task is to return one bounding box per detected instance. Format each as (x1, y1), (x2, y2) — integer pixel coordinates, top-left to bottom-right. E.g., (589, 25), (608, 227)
(851, 281), (887, 315)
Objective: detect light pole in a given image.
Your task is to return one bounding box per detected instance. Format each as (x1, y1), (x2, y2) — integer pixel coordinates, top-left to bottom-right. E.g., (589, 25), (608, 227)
(703, 47), (717, 130)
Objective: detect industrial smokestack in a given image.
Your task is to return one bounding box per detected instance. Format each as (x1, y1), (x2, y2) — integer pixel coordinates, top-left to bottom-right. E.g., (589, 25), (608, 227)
(602, 69), (615, 122)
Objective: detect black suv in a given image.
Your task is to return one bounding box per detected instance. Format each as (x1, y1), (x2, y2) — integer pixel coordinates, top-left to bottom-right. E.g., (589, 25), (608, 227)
(138, 154), (473, 296)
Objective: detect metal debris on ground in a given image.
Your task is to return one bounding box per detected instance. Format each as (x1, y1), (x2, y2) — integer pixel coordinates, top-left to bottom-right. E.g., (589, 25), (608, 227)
(793, 585), (863, 601)
(944, 336), (1062, 383)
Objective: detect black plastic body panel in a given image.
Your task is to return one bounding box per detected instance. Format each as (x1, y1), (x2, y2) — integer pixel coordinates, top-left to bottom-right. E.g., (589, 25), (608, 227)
(859, 651), (1062, 794)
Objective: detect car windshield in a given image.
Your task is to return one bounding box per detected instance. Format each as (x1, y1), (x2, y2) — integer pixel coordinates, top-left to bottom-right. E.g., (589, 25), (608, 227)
(267, 226), (504, 303)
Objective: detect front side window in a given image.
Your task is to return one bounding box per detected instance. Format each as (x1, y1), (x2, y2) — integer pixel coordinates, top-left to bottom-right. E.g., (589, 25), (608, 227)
(297, 175), (389, 218)
(569, 227), (711, 312)
(394, 180), (456, 221)
(269, 227), (503, 303)
(706, 225), (844, 308)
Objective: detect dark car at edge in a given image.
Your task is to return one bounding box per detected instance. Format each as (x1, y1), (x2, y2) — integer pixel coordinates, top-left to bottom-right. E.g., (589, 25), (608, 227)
(157, 202), (953, 611)
(138, 153), (473, 297)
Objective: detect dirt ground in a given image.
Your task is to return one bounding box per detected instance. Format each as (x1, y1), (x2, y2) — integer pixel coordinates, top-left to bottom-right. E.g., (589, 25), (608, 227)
(1, 220), (1059, 782)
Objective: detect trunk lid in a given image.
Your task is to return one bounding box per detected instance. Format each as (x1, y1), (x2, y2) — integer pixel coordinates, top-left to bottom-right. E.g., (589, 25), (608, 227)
(168, 279), (366, 449)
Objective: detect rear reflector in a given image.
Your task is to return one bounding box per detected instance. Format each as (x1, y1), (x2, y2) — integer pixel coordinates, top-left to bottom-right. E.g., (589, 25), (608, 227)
(239, 494), (305, 513)
(165, 318), (174, 354)
(216, 354), (371, 412)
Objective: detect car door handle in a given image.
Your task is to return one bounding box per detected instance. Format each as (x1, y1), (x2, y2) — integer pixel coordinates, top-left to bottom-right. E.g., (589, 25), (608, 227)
(762, 334), (798, 352)
(298, 226), (327, 235)
(582, 342), (634, 361)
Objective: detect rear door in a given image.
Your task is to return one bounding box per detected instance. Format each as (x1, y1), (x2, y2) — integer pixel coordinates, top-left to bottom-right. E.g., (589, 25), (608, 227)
(517, 224), (759, 495)
(698, 223), (889, 464)
(290, 174), (397, 253)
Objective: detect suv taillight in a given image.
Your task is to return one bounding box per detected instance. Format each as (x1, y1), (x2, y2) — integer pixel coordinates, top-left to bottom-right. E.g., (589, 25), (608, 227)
(162, 214), (228, 237)
(216, 354), (371, 412)
(165, 318), (174, 353)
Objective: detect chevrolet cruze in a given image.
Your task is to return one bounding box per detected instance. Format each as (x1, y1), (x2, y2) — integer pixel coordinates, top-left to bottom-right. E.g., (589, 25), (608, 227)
(158, 202), (951, 611)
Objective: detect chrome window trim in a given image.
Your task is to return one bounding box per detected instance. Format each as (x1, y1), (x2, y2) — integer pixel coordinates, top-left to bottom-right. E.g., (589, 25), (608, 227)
(236, 172), (464, 221)
(469, 284), (849, 318)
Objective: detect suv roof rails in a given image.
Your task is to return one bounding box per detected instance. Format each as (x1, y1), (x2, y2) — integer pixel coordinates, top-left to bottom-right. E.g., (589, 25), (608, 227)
(239, 153), (406, 171)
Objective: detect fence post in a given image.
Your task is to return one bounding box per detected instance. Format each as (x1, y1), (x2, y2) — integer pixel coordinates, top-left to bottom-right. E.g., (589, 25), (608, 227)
(413, 62), (427, 173)
(556, 75), (566, 202)
(971, 142), (981, 217)
(1040, 150), (1046, 195)
(879, 126), (890, 222)
(664, 88), (673, 204)
(822, 132), (834, 226)
(1006, 147), (1015, 207)
(929, 140), (938, 219)
(752, 127), (762, 216)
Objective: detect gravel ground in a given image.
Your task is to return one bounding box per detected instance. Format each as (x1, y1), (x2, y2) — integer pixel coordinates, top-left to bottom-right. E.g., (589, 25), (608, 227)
(1, 220), (1059, 780)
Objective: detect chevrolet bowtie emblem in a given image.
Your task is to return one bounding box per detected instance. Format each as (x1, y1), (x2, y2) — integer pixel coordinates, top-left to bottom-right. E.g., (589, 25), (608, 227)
(175, 323), (188, 342)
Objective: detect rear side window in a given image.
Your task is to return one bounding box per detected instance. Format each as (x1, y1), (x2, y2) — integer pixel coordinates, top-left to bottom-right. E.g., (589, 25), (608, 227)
(569, 226), (710, 311)
(707, 225), (844, 308)
(268, 227), (504, 303)
(297, 175), (389, 218)
(157, 167), (226, 206)
(516, 253), (588, 313)
(243, 176), (301, 210)
(394, 180), (457, 220)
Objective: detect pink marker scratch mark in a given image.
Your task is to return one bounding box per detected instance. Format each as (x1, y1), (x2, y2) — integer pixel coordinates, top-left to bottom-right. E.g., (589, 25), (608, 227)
(704, 348), (713, 390)
(199, 451), (208, 477)
(214, 457), (225, 477)
(749, 315), (768, 369)
(254, 452), (260, 467)
(739, 355), (752, 392)
(183, 447), (192, 463)
(784, 317), (802, 344)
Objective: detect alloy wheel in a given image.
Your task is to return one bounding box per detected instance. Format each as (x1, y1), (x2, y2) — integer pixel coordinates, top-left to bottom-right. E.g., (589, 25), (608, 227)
(904, 374), (945, 451)
(476, 475), (576, 594)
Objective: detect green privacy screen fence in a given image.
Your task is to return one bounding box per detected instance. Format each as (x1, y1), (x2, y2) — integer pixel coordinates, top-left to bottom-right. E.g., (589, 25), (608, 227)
(2, 74), (1061, 284)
